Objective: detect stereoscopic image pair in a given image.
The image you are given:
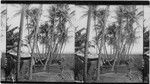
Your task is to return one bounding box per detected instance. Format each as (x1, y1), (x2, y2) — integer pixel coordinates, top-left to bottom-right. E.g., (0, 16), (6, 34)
(0, 3), (149, 83)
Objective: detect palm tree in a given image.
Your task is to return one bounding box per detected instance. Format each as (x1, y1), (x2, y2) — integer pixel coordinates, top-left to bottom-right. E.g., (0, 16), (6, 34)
(12, 5), (34, 53)
(109, 5), (143, 72)
(78, 5), (104, 81)
(92, 6), (110, 80)
(96, 6), (109, 81)
(12, 4), (43, 79)
(79, 5), (110, 81)
(23, 6), (46, 67)
(83, 5), (92, 82)
(42, 4), (74, 71)
(105, 23), (118, 62)
(29, 4), (43, 80)
(110, 6), (124, 71)
(12, 3), (44, 68)
(1, 5), (7, 29)
(16, 4), (25, 81)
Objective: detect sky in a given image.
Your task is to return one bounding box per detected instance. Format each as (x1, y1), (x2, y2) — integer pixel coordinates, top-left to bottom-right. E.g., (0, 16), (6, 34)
(0, 4), (150, 56)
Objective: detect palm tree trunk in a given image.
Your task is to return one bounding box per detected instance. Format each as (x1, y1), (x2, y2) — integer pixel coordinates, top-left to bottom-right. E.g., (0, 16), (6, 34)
(112, 40), (127, 70)
(43, 44), (51, 70)
(46, 41), (48, 55)
(42, 43), (44, 57)
(43, 36), (56, 70)
(111, 45), (119, 71)
(5, 4), (8, 65)
(6, 4), (8, 30)
(26, 5), (30, 43)
(97, 40), (104, 80)
(104, 43), (112, 66)
(36, 42), (44, 65)
(29, 5), (43, 80)
(61, 42), (66, 54)
(84, 5), (92, 82)
(16, 4), (25, 81)
(104, 43), (109, 59)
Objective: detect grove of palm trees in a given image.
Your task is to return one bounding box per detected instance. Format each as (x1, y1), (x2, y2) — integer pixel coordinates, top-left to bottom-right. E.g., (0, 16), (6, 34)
(75, 5), (146, 83)
(0, 3), (149, 83)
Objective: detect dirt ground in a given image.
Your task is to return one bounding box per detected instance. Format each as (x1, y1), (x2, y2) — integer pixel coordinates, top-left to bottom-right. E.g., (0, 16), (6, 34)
(19, 54), (75, 82)
(86, 54), (143, 83)
(30, 69), (74, 82)
(87, 66), (143, 83)
(1, 54), (144, 83)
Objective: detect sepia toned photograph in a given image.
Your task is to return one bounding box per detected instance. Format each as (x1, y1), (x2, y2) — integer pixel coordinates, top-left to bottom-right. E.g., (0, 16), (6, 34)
(0, 1), (149, 83)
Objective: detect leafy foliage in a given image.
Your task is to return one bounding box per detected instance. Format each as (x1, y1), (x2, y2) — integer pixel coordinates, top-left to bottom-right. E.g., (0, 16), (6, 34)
(6, 26), (19, 51)
(144, 26), (149, 47)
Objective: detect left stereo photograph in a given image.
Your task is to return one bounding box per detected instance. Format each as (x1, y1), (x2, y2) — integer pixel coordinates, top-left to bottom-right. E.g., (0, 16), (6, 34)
(1, 4), (75, 82)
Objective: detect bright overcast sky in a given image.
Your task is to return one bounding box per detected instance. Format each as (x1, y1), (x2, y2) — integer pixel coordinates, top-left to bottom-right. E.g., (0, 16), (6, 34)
(0, 4), (150, 55)
(75, 5), (149, 54)
(1, 4), (75, 54)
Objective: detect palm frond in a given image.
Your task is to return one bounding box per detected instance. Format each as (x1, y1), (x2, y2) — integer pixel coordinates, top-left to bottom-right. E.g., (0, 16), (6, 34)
(80, 11), (88, 19)
(1, 9), (7, 15)
(13, 10), (22, 18)
(76, 5), (88, 10)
